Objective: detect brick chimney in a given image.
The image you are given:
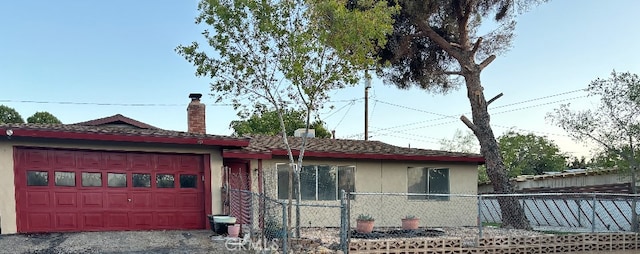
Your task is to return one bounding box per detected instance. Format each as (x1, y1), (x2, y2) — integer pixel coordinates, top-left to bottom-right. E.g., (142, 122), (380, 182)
(187, 93), (206, 134)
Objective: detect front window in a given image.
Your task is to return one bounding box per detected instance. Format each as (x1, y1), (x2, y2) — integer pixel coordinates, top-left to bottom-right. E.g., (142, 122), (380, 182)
(407, 167), (449, 201)
(277, 164), (355, 200)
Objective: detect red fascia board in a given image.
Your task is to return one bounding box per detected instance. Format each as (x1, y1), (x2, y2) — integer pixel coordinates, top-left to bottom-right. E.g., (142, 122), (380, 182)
(222, 150), (272, 159)
(2, 128), (249, 147)
(271, 149), (485, 163)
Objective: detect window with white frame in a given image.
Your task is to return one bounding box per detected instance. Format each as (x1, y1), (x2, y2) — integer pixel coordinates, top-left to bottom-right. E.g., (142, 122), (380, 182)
(407, 167), (449, 201)
(277, 164), (355, 200)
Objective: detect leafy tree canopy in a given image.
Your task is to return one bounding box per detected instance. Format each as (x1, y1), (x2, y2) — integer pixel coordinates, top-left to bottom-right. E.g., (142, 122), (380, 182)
(548, 71), (640, 176)
(498, 131), (567, 177)
(27, 111), (62, 124)
(439, 129), (480, 153)
(230, 109), (331, 138)
(0, 105), (24, 124)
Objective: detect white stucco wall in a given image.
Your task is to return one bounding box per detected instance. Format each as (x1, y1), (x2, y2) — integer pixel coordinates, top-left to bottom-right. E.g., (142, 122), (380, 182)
(253, 158), (479, 228)
(0, 139), (223, 235)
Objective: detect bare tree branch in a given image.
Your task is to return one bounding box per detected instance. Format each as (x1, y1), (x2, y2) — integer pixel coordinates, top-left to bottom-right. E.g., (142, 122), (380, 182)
(471, 37), (483, 57)
(460, 115), (477, 133)
(487, 93), (504, 105)
(479, 55), (496, 70)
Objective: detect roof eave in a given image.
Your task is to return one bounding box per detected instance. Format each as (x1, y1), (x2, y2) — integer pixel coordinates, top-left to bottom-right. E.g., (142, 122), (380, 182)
(222, 150), (272, 159)
(271, 149), (485, 163)
(0, 128), (249, 147)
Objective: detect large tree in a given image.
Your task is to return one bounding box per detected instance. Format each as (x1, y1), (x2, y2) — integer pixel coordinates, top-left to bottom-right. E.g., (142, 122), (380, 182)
(548, 71), (640, 231)
(349, 0), (546, 229)
(230, 109), (332, 138)
(27, 111), (62, 124)
(177, 0), (397, 240)
(498, 131), (566, 177)
(0, 105), (25, 124)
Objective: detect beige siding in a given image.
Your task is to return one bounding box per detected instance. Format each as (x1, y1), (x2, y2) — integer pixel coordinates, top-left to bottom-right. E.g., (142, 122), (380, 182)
(0, 140), (222, 235)
(0, 142), (16, 234)
(254, 157), (479, 228)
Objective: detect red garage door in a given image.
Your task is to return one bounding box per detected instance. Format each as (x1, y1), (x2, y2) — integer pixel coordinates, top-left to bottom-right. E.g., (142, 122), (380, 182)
(14, 147), (206, 233)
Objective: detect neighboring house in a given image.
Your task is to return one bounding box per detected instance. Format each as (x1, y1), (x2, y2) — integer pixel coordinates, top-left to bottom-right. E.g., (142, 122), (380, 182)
(477, 168), (631, 194)
(0, 93), (484, 234)
(223, 135), (485, 228)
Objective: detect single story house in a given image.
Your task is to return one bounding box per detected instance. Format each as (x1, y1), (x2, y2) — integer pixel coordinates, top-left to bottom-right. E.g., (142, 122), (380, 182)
(0, 94), (484, 234)
(224, 135), (485, 228)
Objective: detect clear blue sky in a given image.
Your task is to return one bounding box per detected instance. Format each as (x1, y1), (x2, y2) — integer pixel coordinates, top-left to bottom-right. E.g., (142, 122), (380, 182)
(1, 1), (639, 159)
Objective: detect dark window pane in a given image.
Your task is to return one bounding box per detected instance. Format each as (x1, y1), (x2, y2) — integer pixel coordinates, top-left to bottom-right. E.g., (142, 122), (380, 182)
(82, 172), (102, 187)
(156, 174), (175, 188)
(132, 173), (151, 188)
(180, 174), (197, 188)
(277, 164), (290, 199)
(55, 172), (75, 186)
(108, 173), (127, 187)
(338, 166), (355, 199)
(429, 168), (449, 201)
(317, 165), (337, 200)
(27, 171), (48, 186)
(407, 167), (428, 200)
(300, 166), (316, 200)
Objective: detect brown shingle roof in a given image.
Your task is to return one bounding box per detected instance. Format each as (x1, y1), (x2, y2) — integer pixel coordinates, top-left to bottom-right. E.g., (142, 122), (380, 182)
(0, 123), (249, 147)
(75, 114), (159, 129)
(223, 135), (484, 163)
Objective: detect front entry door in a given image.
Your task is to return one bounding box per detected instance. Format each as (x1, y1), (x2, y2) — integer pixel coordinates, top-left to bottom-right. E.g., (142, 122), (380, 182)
(224, 161), (251, 224)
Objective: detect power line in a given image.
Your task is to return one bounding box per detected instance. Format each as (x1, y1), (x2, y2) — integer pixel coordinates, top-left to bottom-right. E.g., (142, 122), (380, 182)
(0, 98), (363, 107)
(0, 99), (233, 107)
(347, 95), (586, 139)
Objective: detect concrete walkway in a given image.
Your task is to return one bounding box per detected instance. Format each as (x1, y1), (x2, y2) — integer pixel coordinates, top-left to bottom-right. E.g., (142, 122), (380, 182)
(0, 230), (254, 254)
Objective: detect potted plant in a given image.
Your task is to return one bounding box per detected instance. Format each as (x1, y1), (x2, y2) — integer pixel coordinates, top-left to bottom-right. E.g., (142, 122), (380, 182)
(401, 215), (420, 230)
(356, 214), (375, 234)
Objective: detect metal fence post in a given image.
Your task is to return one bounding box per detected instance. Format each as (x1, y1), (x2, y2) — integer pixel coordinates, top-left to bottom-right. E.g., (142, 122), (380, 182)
(282, 202), (288, 254)
(591, 194), (596, 233)
(478, 195), (483, 240)
(340, 189), (348, 254)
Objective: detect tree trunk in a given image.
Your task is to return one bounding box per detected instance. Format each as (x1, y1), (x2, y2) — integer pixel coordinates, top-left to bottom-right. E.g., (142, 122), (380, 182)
(463, 70), (531, 230)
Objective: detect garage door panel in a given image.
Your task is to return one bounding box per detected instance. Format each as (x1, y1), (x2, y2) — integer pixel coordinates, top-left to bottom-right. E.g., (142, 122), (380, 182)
(130, 212), (154, 228)
(53, 151), (76, 168)
(178, 156), (202, 171)
(105, 153), (127, 168)
(16, 148), (206, 233)
(26, 191), (50, 208)
(55, 213), (78, 229)
(130, 154), (153, 170)
(155, 212), (176, 228)
(156, 194), (177, 208)
(107, 193), (129, 208)
(131, 193), (152, 209)
(21, 149), (50, 169)
(54, 192), (77, 208)
(78, 152), (101, 169)
(81, 192), (104, 208)
(106, 212), (129, 228)
(156, 155), (174, 170)
(178, 193), (201, 208)
(179, 212), (203, 229)
(82, 213), (105, 228)
(28, 212), (52, 230)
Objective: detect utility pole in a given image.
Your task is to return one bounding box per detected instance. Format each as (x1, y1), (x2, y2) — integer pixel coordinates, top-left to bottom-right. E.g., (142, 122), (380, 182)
(364, 71), (371, 141)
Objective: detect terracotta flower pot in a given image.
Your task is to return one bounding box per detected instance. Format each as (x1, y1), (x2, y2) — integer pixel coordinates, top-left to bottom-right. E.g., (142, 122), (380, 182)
(227, 224), (240, 237)
(356, 220), (374, 234)
(401, 218), (419, 230)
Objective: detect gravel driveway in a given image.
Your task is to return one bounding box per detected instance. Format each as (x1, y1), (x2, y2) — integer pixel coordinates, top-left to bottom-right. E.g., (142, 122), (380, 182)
(0, 230), (254, 254)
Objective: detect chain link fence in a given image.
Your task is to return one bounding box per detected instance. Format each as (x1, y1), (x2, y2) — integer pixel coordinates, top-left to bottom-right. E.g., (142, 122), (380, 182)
(480, 193), (640, 233)
(344, 192), (640, 248)
(223, 166), (350, 253)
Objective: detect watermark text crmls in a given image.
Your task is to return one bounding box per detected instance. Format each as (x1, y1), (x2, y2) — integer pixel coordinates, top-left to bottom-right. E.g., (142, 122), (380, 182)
(225, 238), (279, 252)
